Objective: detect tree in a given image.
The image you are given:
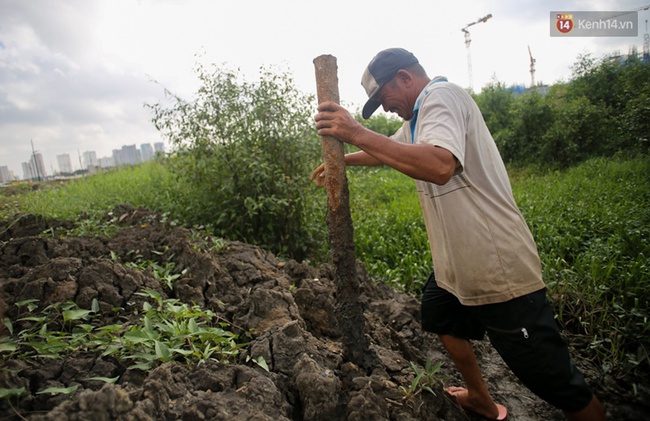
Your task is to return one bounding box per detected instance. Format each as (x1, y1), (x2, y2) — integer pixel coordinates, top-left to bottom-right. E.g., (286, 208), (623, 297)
(357, 113), (403, 137)
(473, 79), (515, 142)
(500, 91), (554, 165)
(148, 64), (326, 260)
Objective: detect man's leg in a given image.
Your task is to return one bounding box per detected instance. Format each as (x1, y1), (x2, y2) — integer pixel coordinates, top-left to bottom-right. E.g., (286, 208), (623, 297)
(439, 334), (502, 420)
(476, 289), (606, 420)
(564, 394), (605, 421)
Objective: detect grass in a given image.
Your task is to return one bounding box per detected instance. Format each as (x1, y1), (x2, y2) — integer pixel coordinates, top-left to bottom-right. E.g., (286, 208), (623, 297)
(511, 157), (650, 374)
(349, 156), (650, 376)
(347, 166), (429, 293)
(12, 162), (179, 220)
(2, 155), (648, 376)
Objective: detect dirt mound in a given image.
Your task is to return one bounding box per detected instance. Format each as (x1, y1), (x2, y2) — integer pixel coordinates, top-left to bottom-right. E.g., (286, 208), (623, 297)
(0, 209), (647, 420)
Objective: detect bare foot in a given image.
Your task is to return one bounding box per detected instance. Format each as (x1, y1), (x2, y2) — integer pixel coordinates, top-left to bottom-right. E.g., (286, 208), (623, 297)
(446, 387), (508, 420)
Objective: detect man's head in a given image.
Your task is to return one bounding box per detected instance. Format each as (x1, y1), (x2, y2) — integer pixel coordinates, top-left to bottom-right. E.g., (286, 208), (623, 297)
(361, 48), (427, 120)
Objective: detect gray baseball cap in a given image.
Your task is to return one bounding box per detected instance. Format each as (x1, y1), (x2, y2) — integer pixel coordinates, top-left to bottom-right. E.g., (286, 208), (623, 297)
(361, 48), (419, 119)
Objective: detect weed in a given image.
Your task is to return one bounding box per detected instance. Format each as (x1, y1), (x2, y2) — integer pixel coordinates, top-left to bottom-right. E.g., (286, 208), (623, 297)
(123, 251), (187, 291)
(399, 358), (444, 400)
(2, 291), (244, 376)
(188, 229), (228, 254)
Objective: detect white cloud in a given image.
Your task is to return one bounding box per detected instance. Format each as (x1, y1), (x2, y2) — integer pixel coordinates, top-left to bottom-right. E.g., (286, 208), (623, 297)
(0, 0), (648, 178)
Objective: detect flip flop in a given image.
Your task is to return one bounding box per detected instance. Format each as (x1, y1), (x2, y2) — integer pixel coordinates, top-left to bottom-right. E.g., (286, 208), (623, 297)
(446, 387), (508, 421)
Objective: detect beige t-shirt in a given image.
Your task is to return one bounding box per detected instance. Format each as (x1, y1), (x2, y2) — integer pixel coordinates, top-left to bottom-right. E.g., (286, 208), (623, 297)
(392, 79), (544, 305)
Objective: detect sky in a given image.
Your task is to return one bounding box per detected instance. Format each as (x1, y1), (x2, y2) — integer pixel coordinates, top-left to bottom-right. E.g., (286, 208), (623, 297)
(1, 0), (648, 178)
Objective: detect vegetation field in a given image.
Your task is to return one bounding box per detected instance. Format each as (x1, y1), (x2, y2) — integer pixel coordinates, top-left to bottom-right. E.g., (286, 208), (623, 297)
(2, 51), (648, 384)
(349, 156), (650, 376)
(2, 155), (648, 378)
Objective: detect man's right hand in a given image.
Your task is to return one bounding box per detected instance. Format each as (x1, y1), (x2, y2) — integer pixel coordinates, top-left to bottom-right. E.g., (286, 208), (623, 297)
(310, 163), (326, 187)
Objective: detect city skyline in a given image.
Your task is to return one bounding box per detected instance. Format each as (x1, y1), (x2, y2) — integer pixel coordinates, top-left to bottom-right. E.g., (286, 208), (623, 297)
(0, 141), (165, 182)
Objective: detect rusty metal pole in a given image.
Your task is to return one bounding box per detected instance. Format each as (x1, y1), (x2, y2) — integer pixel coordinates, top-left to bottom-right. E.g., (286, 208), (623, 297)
(313, 55), (374, 371)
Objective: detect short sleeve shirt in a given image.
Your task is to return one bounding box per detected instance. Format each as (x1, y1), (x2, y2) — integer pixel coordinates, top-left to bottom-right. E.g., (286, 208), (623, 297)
(392, 79), (544, 305)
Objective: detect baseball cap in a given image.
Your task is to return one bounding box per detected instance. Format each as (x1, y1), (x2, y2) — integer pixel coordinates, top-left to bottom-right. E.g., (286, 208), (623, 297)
(361, 48), (419, 119)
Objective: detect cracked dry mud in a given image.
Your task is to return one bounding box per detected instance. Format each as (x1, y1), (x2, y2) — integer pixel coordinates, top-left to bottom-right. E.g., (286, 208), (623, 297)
(0, 208), (647, 420)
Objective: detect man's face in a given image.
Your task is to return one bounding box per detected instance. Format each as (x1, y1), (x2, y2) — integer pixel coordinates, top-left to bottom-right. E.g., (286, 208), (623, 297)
(379, 76), (414, 121)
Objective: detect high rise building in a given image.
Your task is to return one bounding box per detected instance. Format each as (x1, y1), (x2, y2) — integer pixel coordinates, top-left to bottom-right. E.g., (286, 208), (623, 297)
(22, 162), (34, 180)
(0, 166), (11, 183)
(98, 156), (115, 168)
(122, 145), (140, 165)
(30, 152), (47, 180)
(57, 153), (73, 174)
(141, 143), (154, 162)
(82, 151), (98, 169)
(154, 142), (165, 155)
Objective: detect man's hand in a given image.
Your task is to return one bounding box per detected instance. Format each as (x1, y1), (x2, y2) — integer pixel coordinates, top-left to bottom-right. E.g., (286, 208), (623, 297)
(314, 101), (365, 145)
(310, 163), (326, 187)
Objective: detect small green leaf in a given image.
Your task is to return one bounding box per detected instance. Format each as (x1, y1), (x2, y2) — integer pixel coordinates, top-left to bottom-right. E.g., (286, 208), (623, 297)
(0, 340), (17, 353)
(63, 309), (93, 322)
(91, 298), (100, 313)
(15, 298), (39, 309)
(124, 330), (152, 344)
(88, 376), (119, 384)
(129, 361), (153, 371)
(188, 318), (199, 334)
(155, 341), (171, 360)
(97, 324), (123, 333)
(2, 317), (13, 335)
(254, 356), (269, 372)
(0, 387), (26, 399)
(36, 385), (79, 396)
(102, 344), (121, 357)
(18, 316), (47, 323)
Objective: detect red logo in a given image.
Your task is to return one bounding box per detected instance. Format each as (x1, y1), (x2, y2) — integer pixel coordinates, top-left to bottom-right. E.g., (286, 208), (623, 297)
(556, 14), (574, 34)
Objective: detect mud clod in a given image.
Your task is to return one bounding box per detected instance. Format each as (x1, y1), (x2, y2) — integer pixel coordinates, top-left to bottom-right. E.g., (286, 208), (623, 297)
(0, 211), (647, 420)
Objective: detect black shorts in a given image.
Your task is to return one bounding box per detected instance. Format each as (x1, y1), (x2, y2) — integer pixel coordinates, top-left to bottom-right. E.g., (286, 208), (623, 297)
(421, 272), (593, 413)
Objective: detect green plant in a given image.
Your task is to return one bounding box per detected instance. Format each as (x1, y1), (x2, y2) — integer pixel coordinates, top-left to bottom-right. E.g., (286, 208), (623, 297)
(351, 156), (649, 377)
(188, 229), (227, 254)
(109, 290), (243, 370)
(147, 63), (326, 261)
(0, 386), (26, 418)
(122, 250), (187, 291)
(348, 166), (430, 293)
(2, 291), (244, 373)
(63, 215), (120, 238)
(512, 157), (650, 375)
(19, 163), (177, 221)
(246, 355), (270, 372)
(399, 358), (443, 400)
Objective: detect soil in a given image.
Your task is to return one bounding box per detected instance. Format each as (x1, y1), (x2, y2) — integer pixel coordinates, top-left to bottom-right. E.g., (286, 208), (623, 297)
(0, 207), (648, 420)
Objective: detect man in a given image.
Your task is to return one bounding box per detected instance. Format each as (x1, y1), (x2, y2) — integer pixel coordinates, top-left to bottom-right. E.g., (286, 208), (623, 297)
(312, 48), (605, 420)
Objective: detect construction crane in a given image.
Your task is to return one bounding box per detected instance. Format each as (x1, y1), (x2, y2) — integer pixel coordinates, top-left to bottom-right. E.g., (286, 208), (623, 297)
(461, 13), (492, 91)
(528, 45), (536, 88)
(643, 19), (650, 63)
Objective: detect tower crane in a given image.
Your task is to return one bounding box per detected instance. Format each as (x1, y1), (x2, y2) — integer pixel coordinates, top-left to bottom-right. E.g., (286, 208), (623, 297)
(643, 19), (650, 63)
(461, 13), (492, 91)
(528, 45), (536, 88)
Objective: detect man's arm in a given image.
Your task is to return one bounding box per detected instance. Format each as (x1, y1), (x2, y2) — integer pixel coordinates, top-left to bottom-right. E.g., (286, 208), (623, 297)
(315, 101), (456, 185)
(311, 150), (382, 187)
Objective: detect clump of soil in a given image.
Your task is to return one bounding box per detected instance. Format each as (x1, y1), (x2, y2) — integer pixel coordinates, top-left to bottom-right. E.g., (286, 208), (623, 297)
(0, 208), (647, 420)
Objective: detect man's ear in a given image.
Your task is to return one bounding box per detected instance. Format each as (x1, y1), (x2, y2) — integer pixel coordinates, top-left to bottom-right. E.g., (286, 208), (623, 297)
(395, 69), (413, 86)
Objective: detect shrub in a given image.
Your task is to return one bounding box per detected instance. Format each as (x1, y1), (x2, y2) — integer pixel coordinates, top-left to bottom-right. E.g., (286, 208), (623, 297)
(148, 64), (326, 261)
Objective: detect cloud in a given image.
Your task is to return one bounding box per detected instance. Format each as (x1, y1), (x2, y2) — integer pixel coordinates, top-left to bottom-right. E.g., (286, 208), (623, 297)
(0, 0), (163, 176)
(0, 0), (647, 179)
